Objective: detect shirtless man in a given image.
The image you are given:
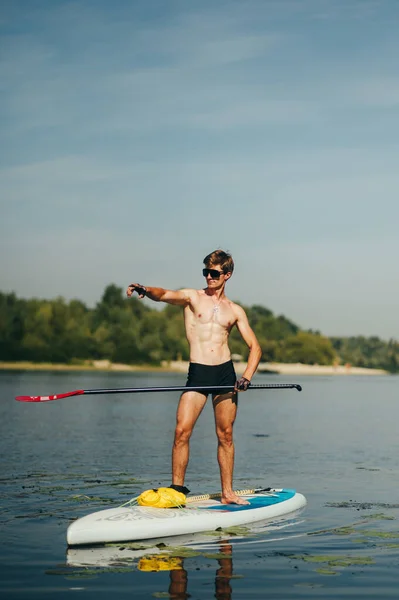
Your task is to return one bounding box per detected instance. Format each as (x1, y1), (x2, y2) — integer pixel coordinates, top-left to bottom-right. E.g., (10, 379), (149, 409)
(126, 250), (262, 505)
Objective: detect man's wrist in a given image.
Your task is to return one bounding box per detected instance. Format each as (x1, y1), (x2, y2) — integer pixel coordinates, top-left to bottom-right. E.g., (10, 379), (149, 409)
(134, 284), (147, 298)
(235, 376), (250, 391)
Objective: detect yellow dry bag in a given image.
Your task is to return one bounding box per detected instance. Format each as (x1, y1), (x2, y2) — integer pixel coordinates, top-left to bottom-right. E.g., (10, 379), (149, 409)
(137, 487), (187, 508)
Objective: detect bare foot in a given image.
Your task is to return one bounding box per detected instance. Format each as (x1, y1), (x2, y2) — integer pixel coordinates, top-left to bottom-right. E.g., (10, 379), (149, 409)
(220, 494), (250, 505)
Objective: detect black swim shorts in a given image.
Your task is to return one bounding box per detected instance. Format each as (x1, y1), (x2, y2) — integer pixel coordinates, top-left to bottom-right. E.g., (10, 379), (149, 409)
(185, 360), (236, 397)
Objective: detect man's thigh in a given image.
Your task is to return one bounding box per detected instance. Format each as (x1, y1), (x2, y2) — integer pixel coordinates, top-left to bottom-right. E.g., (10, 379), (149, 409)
(212, 392), (238, 429)
(176, 391), (208, 430)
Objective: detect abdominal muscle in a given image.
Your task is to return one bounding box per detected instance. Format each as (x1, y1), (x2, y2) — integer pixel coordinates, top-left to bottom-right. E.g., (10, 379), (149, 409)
(184, 301), (235, 366)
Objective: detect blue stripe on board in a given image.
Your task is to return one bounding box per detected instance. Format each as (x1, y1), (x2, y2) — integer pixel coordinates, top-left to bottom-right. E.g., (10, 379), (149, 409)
(200, 489), (296, 512)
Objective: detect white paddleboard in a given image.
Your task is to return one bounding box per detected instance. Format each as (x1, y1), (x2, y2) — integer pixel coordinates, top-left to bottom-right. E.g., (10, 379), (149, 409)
(67, 488), (306, 546)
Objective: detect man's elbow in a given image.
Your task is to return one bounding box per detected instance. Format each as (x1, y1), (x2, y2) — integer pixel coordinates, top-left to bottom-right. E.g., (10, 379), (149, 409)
(250, 341), (262, 360)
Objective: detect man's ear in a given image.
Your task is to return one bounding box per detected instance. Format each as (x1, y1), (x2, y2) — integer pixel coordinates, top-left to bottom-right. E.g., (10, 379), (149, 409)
(224, 271), (232, 281)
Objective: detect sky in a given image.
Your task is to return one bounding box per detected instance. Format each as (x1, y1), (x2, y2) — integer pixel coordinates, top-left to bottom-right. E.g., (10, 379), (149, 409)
(1, 0), (399, 339)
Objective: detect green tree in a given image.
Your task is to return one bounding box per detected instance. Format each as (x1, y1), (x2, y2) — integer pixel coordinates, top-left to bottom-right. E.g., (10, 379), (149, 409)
(277, 332), (336, 365)
(0, 287), (397, 372)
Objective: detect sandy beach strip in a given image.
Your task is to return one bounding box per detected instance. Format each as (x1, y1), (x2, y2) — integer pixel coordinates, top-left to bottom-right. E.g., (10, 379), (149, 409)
(166, 361), (388, 376)
(257, 362), (387, 376)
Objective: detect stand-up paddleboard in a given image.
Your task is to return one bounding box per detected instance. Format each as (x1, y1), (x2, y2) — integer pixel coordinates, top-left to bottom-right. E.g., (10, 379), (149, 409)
(67, 488), (306, 546)
(67, 515), (306, 567)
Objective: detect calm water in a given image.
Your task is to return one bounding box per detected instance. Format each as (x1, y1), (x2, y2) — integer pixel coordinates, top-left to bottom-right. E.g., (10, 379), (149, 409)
(1, 370), (399, 599)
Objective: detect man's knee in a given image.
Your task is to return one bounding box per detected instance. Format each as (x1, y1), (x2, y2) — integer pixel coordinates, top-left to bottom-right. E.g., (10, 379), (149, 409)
(174, 424), (193, 445)
(216, 426), (233, 446)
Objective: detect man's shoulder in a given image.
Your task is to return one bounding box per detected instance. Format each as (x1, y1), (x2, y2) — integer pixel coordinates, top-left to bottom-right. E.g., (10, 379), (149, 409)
(227, 299), (247, 316)
(180, 288), (201, 301)
(223, 295), (240, 308)
(195, 288), (209, 297)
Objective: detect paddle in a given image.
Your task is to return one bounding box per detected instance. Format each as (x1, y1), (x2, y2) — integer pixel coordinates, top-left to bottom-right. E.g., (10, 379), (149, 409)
(15, 383), (302, 403)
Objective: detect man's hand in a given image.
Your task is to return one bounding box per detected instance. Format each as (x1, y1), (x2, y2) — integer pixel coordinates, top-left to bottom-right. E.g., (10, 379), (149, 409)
(126, 283), (147, 299)
(235, 377), (250, 392)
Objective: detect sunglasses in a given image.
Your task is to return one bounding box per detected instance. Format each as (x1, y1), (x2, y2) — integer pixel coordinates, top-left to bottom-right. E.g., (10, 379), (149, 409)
(202, 268), (225, 279)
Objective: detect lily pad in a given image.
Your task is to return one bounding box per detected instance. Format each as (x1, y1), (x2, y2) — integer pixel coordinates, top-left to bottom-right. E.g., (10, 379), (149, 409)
(291, 554), (374, 567)
(71, 495), (112, 503)
(202, 525), (251, 537)
(166, 547), (201, 559)
(203, 553), (233, 560)
(310, 526), (356, 536)
(361, 530), (399, 539)
(105, 542), (151, 550)
(315, 568), (339, 575)
(327, 501), (399, 509)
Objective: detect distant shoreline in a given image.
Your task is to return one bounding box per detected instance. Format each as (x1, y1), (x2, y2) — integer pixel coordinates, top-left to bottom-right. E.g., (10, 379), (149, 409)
(166, 360), (388, 376)
(0, 359), (388, 376)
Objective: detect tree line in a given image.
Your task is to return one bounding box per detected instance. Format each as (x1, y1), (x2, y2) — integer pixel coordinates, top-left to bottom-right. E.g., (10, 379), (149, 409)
(0, 285), (398, 372)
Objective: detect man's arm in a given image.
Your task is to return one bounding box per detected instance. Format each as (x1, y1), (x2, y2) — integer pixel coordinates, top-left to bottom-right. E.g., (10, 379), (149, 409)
(234, 305), (262, 388)
(126, 283), (195, 307)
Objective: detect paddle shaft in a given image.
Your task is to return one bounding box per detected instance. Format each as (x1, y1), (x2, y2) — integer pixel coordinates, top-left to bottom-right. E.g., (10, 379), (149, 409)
(82, 383), (301, 394)
(15, 383), (302, 402)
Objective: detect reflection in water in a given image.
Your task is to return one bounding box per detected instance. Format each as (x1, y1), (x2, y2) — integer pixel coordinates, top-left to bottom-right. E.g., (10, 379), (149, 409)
(214, 543), (234, 600)
(137, 542), (234, 600)
(138, 554), (185, 573)
(65, 518), (306, 597)
(168, 568), (190, 600)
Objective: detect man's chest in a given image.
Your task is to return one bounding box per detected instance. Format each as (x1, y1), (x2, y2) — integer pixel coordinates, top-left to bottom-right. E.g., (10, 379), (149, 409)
(192, 299), (236, 328)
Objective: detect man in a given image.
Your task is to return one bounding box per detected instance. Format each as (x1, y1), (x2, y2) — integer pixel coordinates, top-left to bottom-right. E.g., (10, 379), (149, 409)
(126, 250), (262, 505)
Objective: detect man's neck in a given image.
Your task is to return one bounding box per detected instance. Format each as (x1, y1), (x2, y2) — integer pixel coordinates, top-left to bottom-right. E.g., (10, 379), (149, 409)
(205, 285), (226, 299)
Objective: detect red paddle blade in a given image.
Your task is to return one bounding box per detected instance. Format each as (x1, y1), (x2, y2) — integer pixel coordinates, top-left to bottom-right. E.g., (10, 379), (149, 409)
(15, 390), (85, 402)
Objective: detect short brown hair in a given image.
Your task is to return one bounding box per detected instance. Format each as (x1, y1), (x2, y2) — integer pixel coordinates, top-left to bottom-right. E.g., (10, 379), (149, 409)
(203, 250), (234, 274)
